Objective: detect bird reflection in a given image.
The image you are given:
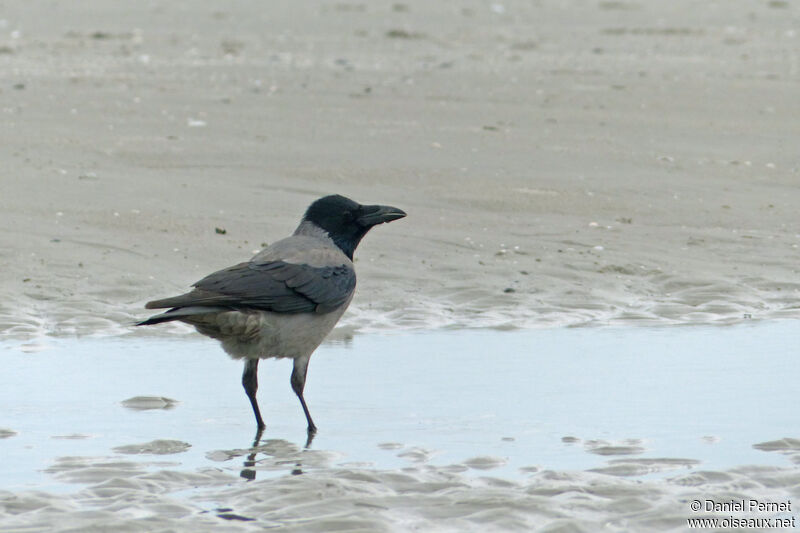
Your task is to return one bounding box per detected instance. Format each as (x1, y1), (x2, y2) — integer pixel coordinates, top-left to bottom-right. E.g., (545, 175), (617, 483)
(240, 455), (258, 481)
(239, 428), (315, 481)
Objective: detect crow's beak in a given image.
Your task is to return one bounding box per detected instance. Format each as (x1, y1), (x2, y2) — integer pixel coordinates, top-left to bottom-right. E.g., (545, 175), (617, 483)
(357, 204), (407, 226)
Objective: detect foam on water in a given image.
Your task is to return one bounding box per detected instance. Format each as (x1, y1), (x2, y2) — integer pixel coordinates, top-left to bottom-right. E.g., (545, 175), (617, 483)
(3, 273), (800, 340)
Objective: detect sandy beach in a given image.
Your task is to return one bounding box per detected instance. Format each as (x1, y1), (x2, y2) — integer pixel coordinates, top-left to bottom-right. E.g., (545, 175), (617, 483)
(1, 0), (800, 531)
(1, 0), (798, 338)
(3, 325), (800, 532)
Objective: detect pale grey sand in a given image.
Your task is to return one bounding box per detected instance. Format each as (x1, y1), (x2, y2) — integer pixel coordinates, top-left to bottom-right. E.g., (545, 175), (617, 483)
(2, 1), (800, 531)
(5, 461), (799, 532)
(1, 0), (799, 339)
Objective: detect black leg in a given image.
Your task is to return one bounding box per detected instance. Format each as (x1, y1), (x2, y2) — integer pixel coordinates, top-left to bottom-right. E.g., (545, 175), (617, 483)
(291, 357), (317, 435)
(242, 358), (266, 431)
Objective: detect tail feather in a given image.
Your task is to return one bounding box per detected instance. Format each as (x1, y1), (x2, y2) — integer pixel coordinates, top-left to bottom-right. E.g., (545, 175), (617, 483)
(137, 305), (229, 326)
(137, 313), (179, 326)
(145, 296), (188, 309)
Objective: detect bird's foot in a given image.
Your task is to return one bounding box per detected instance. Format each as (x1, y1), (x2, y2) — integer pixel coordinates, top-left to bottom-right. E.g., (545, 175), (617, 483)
(251, 425), (266, 448)
(304, 426), (317, 448)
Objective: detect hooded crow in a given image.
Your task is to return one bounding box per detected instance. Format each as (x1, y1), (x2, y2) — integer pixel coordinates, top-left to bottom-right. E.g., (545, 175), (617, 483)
(137, 194), (405, 437)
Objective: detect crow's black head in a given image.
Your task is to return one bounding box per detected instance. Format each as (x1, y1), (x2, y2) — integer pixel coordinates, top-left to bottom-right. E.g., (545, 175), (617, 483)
(302, 194), (406, 259)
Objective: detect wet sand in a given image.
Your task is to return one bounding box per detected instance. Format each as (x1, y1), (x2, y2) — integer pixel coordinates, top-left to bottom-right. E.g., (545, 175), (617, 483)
(1, 0), (799, 338)
(2, 0), (800, 531)
(3, 325), (800, 531)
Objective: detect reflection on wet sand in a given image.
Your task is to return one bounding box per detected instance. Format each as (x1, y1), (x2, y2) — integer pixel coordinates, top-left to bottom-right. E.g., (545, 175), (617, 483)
(206, 436), (332, 482)
(236, 427), (316, 480)
(9, 418), (800, 531)
(2, 324), (799, 530)
(14, 439), (800, 532)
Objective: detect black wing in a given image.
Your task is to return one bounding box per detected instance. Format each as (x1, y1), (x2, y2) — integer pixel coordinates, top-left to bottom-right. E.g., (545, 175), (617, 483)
(145, 260), (356, 314)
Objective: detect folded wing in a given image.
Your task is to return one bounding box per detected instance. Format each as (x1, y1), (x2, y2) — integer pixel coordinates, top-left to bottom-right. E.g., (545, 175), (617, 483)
(145, 260), (356, 315)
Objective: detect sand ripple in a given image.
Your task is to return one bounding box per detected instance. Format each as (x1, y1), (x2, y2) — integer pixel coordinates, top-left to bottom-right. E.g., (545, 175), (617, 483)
(4, 458), (800, 532)
(121, 396), (179, 410)
(113, 440), (192, 455)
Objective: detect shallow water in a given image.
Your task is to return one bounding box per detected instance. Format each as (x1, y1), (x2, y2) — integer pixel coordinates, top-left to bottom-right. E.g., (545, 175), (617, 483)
(2, 323), (800, 530)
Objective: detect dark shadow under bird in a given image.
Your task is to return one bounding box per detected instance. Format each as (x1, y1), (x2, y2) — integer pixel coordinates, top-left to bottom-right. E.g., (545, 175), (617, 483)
(137, 194), (406, 440)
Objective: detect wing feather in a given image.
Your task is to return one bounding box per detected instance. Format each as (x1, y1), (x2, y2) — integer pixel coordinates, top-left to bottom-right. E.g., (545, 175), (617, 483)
(144, 260), (355, 315)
